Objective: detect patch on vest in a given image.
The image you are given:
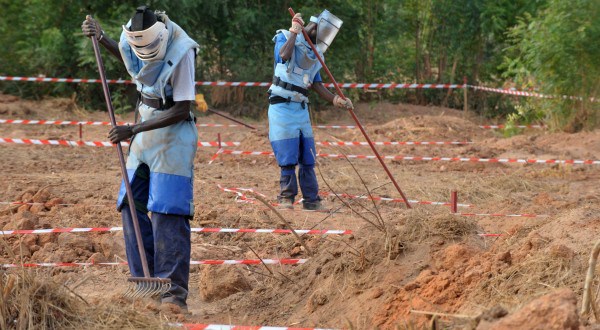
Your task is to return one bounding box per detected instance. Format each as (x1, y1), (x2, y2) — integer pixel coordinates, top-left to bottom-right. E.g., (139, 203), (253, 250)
(293, 66), (303, 75)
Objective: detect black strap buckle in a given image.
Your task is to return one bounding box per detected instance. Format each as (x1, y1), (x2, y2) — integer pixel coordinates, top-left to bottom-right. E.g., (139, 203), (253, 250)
(272, 76), (309, 97)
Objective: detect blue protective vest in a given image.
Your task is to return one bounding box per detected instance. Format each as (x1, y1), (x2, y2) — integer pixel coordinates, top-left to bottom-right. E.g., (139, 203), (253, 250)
(269, 30), (324, 103)
(116, 17), (199, 217)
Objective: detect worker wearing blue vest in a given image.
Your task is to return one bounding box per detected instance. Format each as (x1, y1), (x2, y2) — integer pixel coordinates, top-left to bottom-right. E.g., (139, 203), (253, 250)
(268, 10), (353, 210)
(82, 6), (198, 312)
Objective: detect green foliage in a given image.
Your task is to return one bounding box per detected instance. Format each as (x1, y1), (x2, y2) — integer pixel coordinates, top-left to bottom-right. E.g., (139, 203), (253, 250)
(0, 0), (596, 126)
(503, 102), (545, 137)
(502, 0), (600, 131)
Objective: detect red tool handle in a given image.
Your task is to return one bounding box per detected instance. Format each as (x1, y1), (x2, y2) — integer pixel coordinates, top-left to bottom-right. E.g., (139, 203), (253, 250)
(89, 16), (152, 277)
(288, 8), (411, 208)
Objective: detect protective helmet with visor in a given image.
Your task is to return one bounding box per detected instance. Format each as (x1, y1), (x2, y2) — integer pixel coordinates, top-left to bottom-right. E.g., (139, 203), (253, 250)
(309, 10), (343, 53)
(122, 6), (169, 61)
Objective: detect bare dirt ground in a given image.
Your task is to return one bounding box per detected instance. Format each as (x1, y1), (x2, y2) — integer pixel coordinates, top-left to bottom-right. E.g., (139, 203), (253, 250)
(1, 93), (600, 329)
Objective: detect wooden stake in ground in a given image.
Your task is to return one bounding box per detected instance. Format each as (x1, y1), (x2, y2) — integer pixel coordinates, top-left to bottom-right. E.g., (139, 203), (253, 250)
(581, 239), (600, 319)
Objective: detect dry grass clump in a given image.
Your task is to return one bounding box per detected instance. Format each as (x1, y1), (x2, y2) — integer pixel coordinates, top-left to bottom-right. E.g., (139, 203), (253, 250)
(0, 271), (168, 329)
(398, 209), (478, 243)
(470, 248), (584, 307)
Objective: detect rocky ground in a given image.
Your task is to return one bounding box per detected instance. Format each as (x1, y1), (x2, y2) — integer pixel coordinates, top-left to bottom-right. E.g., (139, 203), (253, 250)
(1, 93), (599, 329)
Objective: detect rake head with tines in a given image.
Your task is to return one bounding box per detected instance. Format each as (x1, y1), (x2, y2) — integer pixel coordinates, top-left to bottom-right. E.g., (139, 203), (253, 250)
(124, 277), (171, 298)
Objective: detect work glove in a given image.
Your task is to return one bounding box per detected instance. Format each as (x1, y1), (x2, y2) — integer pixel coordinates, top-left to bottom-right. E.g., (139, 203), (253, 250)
(108, 125), (134, 143)
(195, 94), (208, 112)
(82, 15), (104, 40)
(333, 95), (354, 109)
(289, 13), (304, 34)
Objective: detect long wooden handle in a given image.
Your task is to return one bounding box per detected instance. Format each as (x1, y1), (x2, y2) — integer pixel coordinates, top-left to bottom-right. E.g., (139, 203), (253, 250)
(89, 16), (152, 277)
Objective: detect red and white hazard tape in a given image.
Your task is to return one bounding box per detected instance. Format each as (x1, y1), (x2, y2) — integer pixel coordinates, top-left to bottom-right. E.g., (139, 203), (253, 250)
(218, 149), (600, 165)
(2, 259), (307, 268)
(3, 118), (543, 132)
(319, 191), (473, 208)
(217, 185), (304, 208)
(457, 213), (547, 218)
(172, 323), (336, 330)
(478, 233), (503, 237)
(0, 76), (132, 84)
(478, 124), (545, 129)
(317, 141), (472, 146)
(0, 119), (245, 129)
(314, 124), (356, 129)
(0, 201), (102, 207)
(0, 76), (463, 89)
(1, 227), (351, 235)
(470, 85), (597, 102)
(0, 119), (353, 130)
(0, 138), (239, 147)
(0, 119), (128, 126)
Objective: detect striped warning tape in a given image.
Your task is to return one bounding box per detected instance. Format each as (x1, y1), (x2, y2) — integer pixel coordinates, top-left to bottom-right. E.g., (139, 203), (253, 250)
(2, 259), (307, 268)
(0, 201), (104, 207)
(0, 137), (469, 149)
(0, 118), (545, 131)
(171, 323), (336, 330)
(0, 119), (245, 128)
(0, 76), (463, 89)
(217, 185), (305, 208)
(0, 119), (127, 125)
(456, 213), (547, 218)
(470, 85), (598, 102)
(318, 191), (474, 208)
(478, 233), (503, 237)
(478, 124), (545, 129)
(0, 138), (239, 147)
(0, 119), (247, 129)
(316, 141), (473, 146)
(0, 227), (351, 235)
(314, 124), (356, 129)
(218, 149), (600, 165)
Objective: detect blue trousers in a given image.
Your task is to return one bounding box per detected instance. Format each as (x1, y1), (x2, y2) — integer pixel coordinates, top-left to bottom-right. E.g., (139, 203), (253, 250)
(120, 164), (191, 307)
(268, 101), (320, 203)
(279, 165), (320, 203)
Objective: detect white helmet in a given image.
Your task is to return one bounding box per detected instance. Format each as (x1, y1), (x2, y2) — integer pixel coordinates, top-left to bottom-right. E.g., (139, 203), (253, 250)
(309, 10), (343, 53)
(122, 6), (169, 61)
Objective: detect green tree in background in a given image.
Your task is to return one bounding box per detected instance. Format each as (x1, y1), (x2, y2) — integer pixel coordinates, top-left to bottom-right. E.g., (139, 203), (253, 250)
(502, 0), (600, 131)
(0, 0), (597, 130)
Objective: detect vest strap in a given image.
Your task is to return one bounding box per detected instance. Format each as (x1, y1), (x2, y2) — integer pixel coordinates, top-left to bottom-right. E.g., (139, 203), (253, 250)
(272, 76), (309, 97)
(141, 95), (174, 110)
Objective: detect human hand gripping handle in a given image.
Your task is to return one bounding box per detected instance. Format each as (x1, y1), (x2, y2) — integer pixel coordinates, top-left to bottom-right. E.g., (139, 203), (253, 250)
(108, 125), (135, 144)
(82, 15), (104, 41)
(334, 95), (354, 109)
(289, 13), (304, 34)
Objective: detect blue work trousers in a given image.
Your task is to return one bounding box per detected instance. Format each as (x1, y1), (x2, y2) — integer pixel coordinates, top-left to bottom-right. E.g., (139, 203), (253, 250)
(279, 165), (320, 203)
(120, 164), (191, 307)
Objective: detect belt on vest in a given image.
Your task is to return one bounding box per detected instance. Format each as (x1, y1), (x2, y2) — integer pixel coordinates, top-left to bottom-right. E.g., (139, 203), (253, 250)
(138, 96), (195, 122)
(268, 95), (307, 109)
(140, 96), (174, 110)
(272, 76), (309, 97)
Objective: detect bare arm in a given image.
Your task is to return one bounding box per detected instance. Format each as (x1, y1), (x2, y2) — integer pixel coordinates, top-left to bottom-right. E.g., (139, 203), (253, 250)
(108, 101), (191, 143)
(97, 33), (123, 63)
(311, 81), (336, 103)
(82, 15), (123, 63)
(131, 101), (191, 134)
(279, 33), (297, 61)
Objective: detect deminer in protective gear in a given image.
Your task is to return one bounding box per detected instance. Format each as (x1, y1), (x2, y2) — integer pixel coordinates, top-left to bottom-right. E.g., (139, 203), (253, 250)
(81, 5), (199, 311)
(268, 10), (353, 211)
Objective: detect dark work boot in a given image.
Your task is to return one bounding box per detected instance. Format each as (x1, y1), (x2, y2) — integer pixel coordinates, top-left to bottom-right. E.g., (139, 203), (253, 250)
(277, 166), (297, 208)
(302, 199), (325, 211)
